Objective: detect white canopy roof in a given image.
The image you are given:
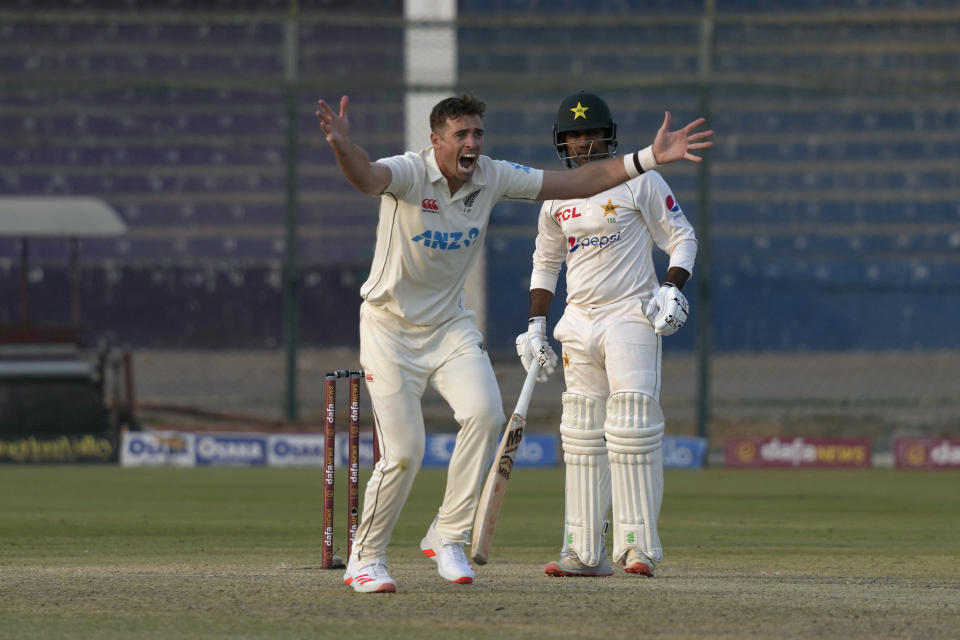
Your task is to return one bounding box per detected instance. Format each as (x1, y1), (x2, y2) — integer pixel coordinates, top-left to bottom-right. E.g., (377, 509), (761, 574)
(0, 197), (127, 237)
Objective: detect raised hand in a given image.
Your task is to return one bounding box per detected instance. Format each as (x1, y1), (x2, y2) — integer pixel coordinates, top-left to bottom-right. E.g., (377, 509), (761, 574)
(316, 95), (351, 146)
(652, 111), (714, 165)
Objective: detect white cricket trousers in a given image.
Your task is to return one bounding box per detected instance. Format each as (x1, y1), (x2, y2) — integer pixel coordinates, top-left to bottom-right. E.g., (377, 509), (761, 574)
(554, 296), (665, 563)
(351, 302), (505, 561)
(554, 296), (662, 400)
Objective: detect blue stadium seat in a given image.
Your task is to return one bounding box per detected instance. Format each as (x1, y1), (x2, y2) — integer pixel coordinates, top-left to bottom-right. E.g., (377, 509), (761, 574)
(2, 2), (958, 351)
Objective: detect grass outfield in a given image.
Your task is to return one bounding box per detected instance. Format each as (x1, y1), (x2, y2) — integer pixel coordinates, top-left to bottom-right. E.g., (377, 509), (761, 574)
(1, 466), (957, 639)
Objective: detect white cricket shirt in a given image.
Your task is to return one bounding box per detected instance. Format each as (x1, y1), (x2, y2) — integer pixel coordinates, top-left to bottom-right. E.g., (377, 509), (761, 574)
(361, 147), (544, 326)
(530, 170), (697, 308)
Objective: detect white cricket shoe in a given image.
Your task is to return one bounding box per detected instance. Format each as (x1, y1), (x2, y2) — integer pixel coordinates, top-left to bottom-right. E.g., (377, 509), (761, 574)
(544, 549), (613, 577)
(343, 555), (397, 593)
(419, 520), (474, 584)
(620, 548), (656, 577)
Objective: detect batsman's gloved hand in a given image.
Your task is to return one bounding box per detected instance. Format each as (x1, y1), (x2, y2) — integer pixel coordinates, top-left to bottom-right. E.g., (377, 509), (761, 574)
(644, 283), (689, 336)
(515, 316), (558, 382)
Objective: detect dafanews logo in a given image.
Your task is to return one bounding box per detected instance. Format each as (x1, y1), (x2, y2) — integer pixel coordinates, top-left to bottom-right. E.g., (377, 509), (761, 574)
(567, 230), (622, 253)
(411, 227), (480, 250)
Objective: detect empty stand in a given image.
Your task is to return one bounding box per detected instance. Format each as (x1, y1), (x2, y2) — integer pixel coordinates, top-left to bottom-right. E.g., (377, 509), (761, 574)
(1, 2), (957, 349)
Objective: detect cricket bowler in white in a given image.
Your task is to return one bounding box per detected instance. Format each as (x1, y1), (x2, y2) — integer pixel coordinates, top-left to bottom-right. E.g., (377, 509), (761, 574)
(516, 92), (700, 578)
(316, 93), (711, 593)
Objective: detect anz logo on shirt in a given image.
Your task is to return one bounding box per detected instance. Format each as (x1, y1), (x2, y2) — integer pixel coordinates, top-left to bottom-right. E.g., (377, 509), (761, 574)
(505, 161), (532, 173)
(411, 227), (480, 250)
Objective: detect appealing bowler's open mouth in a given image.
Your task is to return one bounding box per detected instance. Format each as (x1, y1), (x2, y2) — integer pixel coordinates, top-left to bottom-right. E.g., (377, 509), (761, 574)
(459, 153), (476, 171)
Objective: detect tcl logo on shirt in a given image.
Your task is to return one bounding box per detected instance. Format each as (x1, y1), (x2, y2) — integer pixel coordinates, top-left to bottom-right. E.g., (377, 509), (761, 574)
(421, 198), (439, 212)
(554, 206), (583, 222)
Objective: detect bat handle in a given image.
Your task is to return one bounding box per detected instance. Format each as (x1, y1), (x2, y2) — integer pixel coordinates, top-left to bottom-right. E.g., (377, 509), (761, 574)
(513, 361), (542, 417)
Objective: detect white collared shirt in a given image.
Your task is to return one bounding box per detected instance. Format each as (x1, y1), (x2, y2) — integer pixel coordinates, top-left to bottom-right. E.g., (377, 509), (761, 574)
(530, 171), (697, 308)
(361, 147), (544, 326)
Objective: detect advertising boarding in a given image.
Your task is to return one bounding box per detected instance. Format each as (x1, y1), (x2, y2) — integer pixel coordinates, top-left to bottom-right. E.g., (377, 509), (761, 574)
(725, 436), (871, 468)
(122, 430), (195, 467)
(894, 438), (960, 469)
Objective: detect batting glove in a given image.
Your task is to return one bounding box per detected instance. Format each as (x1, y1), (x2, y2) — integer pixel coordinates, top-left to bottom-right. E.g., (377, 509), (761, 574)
(515, 316), (558, 382)
(644, 283), (690, 336)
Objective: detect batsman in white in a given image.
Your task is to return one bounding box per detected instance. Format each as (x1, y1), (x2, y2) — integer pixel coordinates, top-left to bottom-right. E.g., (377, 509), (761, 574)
(516, 92), (702, 578)
(316, 93), (711, 593)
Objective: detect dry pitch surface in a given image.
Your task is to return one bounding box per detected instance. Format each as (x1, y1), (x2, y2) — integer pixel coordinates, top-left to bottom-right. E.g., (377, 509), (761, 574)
(3, 561), (955, 639)
(1, 467), (957, 639)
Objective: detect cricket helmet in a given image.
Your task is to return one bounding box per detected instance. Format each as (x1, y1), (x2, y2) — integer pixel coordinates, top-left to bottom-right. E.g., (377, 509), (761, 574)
(553, 91), (618, 167)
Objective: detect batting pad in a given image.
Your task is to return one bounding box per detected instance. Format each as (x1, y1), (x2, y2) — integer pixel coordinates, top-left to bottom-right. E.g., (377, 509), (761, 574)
(559, 392), (610, 566)
(605, 391), (665, 563)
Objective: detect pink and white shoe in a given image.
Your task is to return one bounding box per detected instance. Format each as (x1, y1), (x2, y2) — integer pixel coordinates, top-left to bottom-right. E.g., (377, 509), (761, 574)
(621, 549), (656, 577)
(544, 549), (613, 577)
(343, 556), (397, 593)
(419, 520), (474, 584)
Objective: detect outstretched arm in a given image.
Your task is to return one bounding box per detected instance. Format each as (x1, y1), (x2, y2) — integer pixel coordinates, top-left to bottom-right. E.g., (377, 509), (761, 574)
(316, 95), (392, 196)
(538, 111), (713, 201)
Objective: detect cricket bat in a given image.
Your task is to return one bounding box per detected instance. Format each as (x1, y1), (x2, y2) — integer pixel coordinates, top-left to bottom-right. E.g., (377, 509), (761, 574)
(471, 360), (542, 565)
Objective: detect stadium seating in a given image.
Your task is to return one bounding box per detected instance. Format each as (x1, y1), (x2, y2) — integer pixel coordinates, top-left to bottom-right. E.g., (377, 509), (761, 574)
(1, 2), (957, 350)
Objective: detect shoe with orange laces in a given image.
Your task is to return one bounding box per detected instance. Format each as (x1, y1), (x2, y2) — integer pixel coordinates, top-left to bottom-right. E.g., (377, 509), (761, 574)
(620, 549), (656, 577)
(419, 519), (474, 584)
(343, 556), (397, 593)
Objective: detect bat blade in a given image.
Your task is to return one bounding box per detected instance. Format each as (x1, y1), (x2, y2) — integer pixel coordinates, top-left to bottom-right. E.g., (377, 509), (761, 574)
(471, 361), (541, 565)
(471, 412), (526, 565)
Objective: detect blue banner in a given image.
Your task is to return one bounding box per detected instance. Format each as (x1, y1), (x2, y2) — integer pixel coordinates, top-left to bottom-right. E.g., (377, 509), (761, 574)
(120, 430), (703, 469)
(195, 434), (268, 466)
(663, 436), (708, 469)
(422, 433), (558, 468)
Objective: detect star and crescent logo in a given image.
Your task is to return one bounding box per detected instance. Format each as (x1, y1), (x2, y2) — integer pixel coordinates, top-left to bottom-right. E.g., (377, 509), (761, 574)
(601, 199), (619, 217)
(570, 101), (589, 120)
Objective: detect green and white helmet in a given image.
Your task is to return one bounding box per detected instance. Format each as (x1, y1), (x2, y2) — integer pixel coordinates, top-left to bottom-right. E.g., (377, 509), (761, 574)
(553, 91), (619, 168)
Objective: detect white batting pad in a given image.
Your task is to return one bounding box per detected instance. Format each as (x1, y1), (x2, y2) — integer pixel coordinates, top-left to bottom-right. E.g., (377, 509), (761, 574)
(605, 391), (665, 563)
(559, 392), (610, 566)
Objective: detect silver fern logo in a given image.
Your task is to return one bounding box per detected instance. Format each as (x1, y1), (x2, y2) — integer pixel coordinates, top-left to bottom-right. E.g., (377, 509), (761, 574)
(463, 189), (481, 210)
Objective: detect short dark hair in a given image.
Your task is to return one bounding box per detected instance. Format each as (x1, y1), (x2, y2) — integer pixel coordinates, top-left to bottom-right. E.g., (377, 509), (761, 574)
(430, 94), (486, 132)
